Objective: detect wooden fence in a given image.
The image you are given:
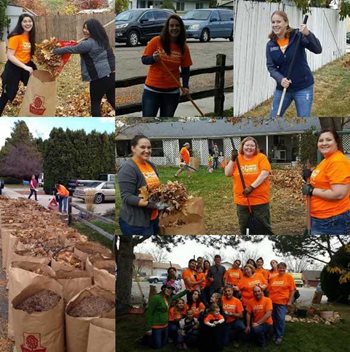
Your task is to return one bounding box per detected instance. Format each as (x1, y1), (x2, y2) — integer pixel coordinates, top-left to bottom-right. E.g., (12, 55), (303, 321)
(35, 12), (115, 46)
(116, 54), (233, 116)
(233, 1), (347, 116)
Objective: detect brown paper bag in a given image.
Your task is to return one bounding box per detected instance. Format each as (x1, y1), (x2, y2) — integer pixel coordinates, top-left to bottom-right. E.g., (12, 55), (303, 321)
(19, 70), (57, 117)
(159, 197), (206, 235)
(74, 242), (113, 263)
(91, 260), (115, 293)
(55, 270), (92, 302)
(12, 276), (64, 352)
(8, 262), (56, 340)
(65, 286), (115, 352)
(86, 318), (115, 352)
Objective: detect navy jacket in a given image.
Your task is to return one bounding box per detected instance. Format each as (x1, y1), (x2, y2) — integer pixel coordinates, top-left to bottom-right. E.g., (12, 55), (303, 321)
(266, 29), (322, 92)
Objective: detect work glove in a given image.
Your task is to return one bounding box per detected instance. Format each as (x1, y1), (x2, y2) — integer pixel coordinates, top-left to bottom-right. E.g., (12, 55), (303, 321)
(146, 201), (169, 211)
(231, 149), (238, 162)
(302, 184), (314, 196)
(243, 185), (255, 197)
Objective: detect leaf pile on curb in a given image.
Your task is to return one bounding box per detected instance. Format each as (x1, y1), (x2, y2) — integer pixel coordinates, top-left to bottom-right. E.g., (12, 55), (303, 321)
(271, 168), (304, 202)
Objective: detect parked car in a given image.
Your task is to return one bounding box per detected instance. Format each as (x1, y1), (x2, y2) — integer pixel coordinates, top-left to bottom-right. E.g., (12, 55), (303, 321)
(148, 273), (168, 283)
(182, 8), (233, 42)
(73, 181), (115, 204)
(0, 179), (4, 195)
(347, 32), (350, 44)
(98, 173), (115, 182)
(38, 173), (44, 187)
(67, 179), (101, 196)
(115, 8), (174, 47)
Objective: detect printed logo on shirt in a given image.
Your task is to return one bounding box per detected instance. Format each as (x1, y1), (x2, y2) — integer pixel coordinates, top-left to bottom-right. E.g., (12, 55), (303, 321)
(159, 48), (182, 65)
(228, 272), (239, 278)
(271, 280), (285, 287)
(248, 279), (261, 287)
(270, 46), (279, 52)
(253, 304), (263, 311)
(223, 304), (237, 310)
(241, 164), (258, 174)
(22, 41), (31, 53)
(310, 169), (320, 182)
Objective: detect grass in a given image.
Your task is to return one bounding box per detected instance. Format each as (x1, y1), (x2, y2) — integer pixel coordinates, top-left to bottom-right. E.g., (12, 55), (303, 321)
(242, 53), (350, 117)
(115, 166), (306, 235)
(117, 304), (350, 352)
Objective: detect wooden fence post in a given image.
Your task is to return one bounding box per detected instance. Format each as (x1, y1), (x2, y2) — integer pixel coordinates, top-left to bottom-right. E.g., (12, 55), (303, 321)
(68, 197), (72, 225)
(214, 54), (226, 116)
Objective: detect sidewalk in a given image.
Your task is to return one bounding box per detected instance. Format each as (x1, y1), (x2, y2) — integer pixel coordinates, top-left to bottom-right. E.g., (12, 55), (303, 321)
(121, 93), (233, 118)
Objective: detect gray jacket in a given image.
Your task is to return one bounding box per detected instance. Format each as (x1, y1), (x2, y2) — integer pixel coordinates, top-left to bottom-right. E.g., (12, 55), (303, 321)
(53, 38), (115, 81)
(118, 159), (159, 227)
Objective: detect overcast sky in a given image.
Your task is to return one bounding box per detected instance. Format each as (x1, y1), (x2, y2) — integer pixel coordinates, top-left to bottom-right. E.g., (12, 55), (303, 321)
(0, 118), (114, 148)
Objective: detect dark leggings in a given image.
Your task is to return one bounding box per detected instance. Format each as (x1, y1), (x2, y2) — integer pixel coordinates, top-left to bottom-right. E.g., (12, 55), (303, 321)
(89, 74), (115, 117)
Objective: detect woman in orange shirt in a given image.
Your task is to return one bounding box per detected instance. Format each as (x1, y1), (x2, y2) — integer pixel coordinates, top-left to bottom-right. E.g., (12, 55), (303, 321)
(118, 135), (163, 236)
(187, 290), (205, 319)
(141, 14), (192, 117)
(269, 260), (279, 282)
(225, 137), (272, 235)
(302, 129), (350, 235)
(0, 14), (37, 116)
(168, 298), (188, 342)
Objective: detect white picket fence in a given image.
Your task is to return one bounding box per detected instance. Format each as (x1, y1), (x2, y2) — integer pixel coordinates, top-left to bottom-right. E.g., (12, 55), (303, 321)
(233, 1), (347, 116)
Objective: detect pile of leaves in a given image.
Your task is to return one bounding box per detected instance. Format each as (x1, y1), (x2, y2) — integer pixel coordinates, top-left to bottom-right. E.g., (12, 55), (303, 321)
(15, 289), (61, 313)
(53, 248), (82, 269)
(139, 181), (189, 212)
(68, 296), (114, 317)
(34, 38), (65, 77)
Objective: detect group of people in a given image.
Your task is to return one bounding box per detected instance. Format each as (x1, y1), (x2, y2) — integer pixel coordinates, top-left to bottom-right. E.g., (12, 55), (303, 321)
(145, 255), (296, 350)
(117, 129), (350, 236)
(0, 13), (115, 117)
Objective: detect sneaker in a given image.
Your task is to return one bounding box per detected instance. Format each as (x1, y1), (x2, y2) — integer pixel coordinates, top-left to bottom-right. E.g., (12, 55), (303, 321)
(275, 337), (283, 345)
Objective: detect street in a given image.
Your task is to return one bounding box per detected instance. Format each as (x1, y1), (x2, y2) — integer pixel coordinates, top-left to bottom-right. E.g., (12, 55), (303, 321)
(1, 186), (115, 216)
(116, 39), (233, 81)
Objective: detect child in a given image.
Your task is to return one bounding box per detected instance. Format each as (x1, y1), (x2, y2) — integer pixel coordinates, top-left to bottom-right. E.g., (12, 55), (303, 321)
(177, 309), (199, 350)
(168, 299), (188, 343)
(204, 304), (225, 327)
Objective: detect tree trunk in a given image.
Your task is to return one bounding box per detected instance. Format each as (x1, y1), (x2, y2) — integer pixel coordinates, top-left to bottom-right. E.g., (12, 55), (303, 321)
(116, 236), (136, 308)
(318, 117), (342, 131)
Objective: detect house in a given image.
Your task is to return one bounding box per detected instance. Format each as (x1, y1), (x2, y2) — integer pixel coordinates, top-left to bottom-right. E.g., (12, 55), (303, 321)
(116, 117), (323, 166)
(302, 270), (322, 287)
(153, 262), (182, 276)
(134, 252), (154, 276)
(131, 0), (210, 11)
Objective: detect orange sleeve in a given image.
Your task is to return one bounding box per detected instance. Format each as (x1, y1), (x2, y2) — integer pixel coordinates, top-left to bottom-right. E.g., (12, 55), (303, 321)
(326, 159), (350, 185)
(204, 314), (213, 323)
(259, 154), (272, 172)
(143, 36), (159, 56)
(8, 36), (20, 51)
(181, 44), (193, 67)
(236, 299), (243, 314)
(169, 307), (175, 321)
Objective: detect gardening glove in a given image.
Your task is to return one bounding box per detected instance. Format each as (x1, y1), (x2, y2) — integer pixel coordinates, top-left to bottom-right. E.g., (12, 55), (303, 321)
(146, 201), (169, 211)
(302, 184), (314, 196)
(243, 185), (255, 196)
(231, 149), (238, 162)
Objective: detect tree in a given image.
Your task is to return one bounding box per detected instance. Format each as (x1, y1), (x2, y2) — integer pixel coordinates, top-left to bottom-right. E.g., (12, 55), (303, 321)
(0, 0), (10, 39)
(0, 121), (42, 179)
(146, 247), (170, 263)
(160, 0), (175, 11)
(115, 0), (128, 14)
(299, 128), (318, 165)
(284, 255), (322, 273)
(12, 0), (48, 15)
(73, 0), (108, 10)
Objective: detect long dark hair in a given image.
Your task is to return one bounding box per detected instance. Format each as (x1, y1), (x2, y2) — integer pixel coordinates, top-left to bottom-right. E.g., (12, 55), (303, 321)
(83, 19), (110, 49)
(160, 14), (187, 55)
(8, 14), (36, 56)
(188, 290), (202, 308)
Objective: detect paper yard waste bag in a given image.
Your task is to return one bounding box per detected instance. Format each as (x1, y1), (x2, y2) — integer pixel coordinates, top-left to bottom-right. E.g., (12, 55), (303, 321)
(8, 262), (56, 340)
(86, 318), (115, 352)
(19, 70), (57, 117)
(12, 276), (64, 352)
(65, 286), (115, 352)
(91, 259), (115, 293)
(159, 197), (206, 235)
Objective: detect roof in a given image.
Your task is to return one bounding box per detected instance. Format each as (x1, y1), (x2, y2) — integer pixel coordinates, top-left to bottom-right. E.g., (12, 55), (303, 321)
(134, 253), (153, 261)
(302, 270), (321, 281)
(153, 262), (181, 270)
(116, 118), (322, 140)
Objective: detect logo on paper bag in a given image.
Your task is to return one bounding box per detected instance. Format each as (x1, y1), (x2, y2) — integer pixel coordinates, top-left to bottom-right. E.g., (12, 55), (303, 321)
(29, 95), (46, 115)
(21, 333), (47, 352)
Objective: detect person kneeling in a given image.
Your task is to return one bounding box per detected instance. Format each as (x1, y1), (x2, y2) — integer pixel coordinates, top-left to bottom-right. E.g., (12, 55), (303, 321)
(177, 309), (199, 350)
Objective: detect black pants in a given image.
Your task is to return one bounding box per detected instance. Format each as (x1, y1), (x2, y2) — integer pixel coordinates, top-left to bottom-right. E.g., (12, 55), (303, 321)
(0, 60), (37, 116)
(89, 73), (115, 117)
(28, 188), (37, 201)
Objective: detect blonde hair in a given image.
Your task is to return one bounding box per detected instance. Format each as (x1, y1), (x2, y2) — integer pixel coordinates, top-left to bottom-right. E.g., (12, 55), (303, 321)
(268, 11), (294, 41)
(239, 137), (259, 155)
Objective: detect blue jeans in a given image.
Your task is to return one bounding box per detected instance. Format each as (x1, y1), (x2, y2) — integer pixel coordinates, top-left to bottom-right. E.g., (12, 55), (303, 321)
(119, 217), (159, 236)
(311, 210), (350, 235)
(58, 196), (68, 213)
(223, 319), (246, 346)
(272, 304), (288, 339)
(168, 322), (179, 341)
(142, 89), (180, 117)
(271, 84), (313, 117)
(151, 326), (168, 349)
(251, 323), (272, 347)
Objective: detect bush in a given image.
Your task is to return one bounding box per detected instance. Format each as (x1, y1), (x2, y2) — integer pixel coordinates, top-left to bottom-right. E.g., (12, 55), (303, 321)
(321, 244), (350, 304)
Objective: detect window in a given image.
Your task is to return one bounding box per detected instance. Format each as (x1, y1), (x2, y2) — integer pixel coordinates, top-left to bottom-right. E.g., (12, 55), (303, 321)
(195, 2), (204, 9)
(154, 10), (171, 20)
(210, 11), (220, 22)
(102, 182), (115, 189)
(140, 11), (155, 21)
(150, 140), (164, 157)
(116, 140), (131, 157)
(219, 10), (233, 21)
(176, 1), (184, 11)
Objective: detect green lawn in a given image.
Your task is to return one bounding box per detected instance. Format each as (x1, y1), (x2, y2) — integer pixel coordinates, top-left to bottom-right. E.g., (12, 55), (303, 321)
(242, 53), (350, 117)
(117, 304), (350, 352)
(115, 166), (306, 235)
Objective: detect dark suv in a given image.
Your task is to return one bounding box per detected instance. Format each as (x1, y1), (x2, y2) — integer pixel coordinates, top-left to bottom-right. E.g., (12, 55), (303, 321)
(115, 8), (174, 47)
(0, 179), (4, 195)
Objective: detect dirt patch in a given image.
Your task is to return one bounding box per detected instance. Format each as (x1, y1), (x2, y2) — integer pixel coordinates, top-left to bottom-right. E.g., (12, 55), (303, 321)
(68, 296), (114, 317)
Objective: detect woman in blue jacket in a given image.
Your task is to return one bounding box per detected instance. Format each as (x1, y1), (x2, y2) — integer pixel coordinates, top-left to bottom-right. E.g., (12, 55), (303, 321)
(266, 11), (322, 118)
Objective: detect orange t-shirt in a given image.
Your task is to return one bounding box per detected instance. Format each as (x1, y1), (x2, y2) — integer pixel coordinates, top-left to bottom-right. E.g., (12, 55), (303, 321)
(195, 272), (206, 290)
(203, 269), (212, 288)
(268, 273), (296, 305)
(268, 270), (279, 282)
(144, 36), (192, 89)
(246, 296), (273, 325)
(221, 296), (243, 323)
(204, 313), (224, 324)
(277, 37), (289, 54)
(232, 153), (271, 206)
(133, 158), (161, 220)
(169, 306), (188, 322)
(309, 150), (350, 219)
(238, 273), (267, 306)
(180, 147), (190, 165)
(255, 268), (269, 282)
(57, 184), (69, 197)
(224, 268), (243, 286)
(189, 302), (205, 318)
(8, 33), (31, 64)
(182, 268), (197, 291)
